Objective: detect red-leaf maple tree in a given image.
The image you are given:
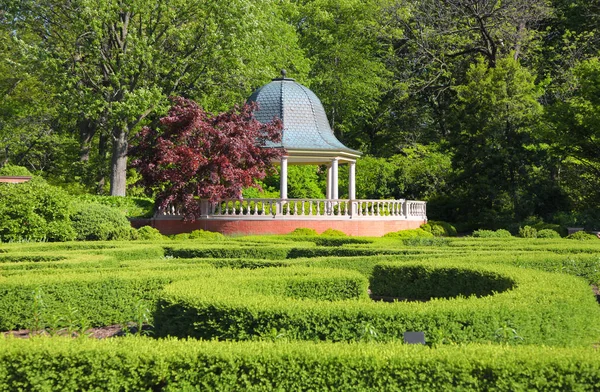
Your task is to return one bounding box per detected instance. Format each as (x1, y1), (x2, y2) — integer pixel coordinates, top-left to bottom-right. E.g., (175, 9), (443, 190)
(130, 97), (284, 220)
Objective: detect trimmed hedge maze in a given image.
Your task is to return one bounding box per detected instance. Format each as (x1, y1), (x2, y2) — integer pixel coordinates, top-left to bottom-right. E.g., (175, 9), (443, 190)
(1, 235), (600, 390)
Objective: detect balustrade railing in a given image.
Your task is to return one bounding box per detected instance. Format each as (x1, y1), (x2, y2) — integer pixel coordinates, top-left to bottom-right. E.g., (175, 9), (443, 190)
(156, 198), (426, 220)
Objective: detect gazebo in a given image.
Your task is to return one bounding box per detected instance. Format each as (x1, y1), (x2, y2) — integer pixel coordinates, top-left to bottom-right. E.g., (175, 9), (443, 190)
(151, 72), (427, 236)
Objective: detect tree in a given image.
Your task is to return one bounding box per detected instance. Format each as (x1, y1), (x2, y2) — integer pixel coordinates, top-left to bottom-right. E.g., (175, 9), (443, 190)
(286, 0), (392, 151)
(5, 0), (307, 196)
(130, 97), (284, 221)
(449, 56), (547, 226)
(547, 58), (600, 211)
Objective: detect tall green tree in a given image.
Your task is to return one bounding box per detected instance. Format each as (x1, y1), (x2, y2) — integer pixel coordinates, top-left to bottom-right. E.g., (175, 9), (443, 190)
(5, 0), (308, 196)
(449, 56), (548, 227)
(287, 0), (392, 151)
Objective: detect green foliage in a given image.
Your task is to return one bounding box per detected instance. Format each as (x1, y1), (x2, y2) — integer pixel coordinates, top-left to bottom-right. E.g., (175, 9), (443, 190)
(519, 226), (538, 238)
(75, 195), (155, 218)
(421, 220), (457, 237)
(289, 228), (318, 236)
(154, 261), (600, 346)
(566, 231), (598, 241)
(321, 229), (346, 237)
(70, 203), (133, 241)
(188, 230), (225, 241)
(472, 229), (513, 238)
(0, 164), (32, 176)
(536, 229), (561, 239)
(135, 226), (165, 241)
(383, 228), (433, 239)
(0, 178), (76, 242)
(402, 237), (451, 247)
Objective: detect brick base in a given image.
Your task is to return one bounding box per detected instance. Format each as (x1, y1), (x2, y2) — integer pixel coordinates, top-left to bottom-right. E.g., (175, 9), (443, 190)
(131, 218), (427, 237)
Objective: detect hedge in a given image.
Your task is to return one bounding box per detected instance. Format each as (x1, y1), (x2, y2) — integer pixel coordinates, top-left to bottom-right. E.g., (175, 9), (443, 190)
(1, 338), (599, 391)
(154, 262), (600, 346)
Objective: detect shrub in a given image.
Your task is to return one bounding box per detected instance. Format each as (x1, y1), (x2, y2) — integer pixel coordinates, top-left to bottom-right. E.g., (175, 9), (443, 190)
(402, 237), (451, 247)
(0, 178), (76, 242)
(75, 195), (155, 218)
(289, 228), (318, 236)
(188, 229), (225, 241)
(566, 231), (598, 241)
(70, 203), (133, 241)
(518, 225), (537, 238)
(472, 229), (512, 238)
(421, 221), (457, 237)
(0, 164), (32, 176)
(321, 229), (347, 237)
(136, 226), (165, 241)
(536, 229), (561, 239)
(384, 228), (434, 239)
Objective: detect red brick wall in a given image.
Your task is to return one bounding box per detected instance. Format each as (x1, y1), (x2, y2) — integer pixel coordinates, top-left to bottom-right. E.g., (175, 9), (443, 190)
(132, 218), (426, 237)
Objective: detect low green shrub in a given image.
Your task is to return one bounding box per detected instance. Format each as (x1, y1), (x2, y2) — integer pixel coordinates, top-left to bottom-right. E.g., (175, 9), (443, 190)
(135, 226), (165, 241)
(421, 221), (457, 237)
(472, 229), (512, 238)
(383, 228), (433, 239)
(567, 231), (598, 241)
(154, 261), (600, 346)
(2, 339), (600, 391)
(536, 229), (561, 239)
(70, 203), (133, 241)
(0, 178), (76, 242)
(289, 228), (318, 236)
(311, 237), (373, 247)
(188, 229), (225, 241)
(0, 164), (32, 176)
(163, 245), (291, 260)
(75, 195), (155, 218)
(321, 228), (347, 237)
(518, 225), (537, 238)
(402, 237), (451, 247)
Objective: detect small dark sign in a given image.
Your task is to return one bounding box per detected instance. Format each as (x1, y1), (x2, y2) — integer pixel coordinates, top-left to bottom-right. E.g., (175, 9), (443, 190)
(404, 331), (426, 345)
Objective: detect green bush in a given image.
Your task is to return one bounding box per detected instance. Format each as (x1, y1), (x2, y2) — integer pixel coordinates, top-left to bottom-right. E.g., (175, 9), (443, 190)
(70, 203), (133, 241)
(518, 225), (537, 238)
(321, 228), (347, 237)
(2, 339), (600, 391)
(188, 229), (225, 241)
(421, 220), (457, 237)
(402, 237), (451, 247)
(566, 231), (598, 241)
(154, 261), (600, 346)
(135, 226), (165, 241)
(383, 228), (433, 239)
(289, 228), (318, 236)
(472, 229), (512, 238)
(0, 178), (76, 242)
(75, 195), (155, 218)
(536, 229), (561, 239)
(0, 164), (32, 176)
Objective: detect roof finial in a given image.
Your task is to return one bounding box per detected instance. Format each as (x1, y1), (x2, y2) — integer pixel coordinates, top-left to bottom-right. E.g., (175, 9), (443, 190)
(280, 69), (287, 79)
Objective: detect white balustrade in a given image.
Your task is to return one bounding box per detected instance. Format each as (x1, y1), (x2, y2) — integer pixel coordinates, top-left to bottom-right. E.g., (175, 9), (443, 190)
(155, 198), (426, 221)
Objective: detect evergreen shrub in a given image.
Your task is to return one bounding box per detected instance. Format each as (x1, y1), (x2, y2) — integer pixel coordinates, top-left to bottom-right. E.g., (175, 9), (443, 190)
(188, 229), (225, 241)
(567, 231), (598, 241)
(472, 229), (512, 238)
(289, 228), (318, 236)
(0, 178), (76, 242)
(136, 226), (165, 241)
(383, 228), (433, 239)
(518, 225), (537, 238)
(71, 203), (134, 241)
(536, 229), (561, 239)
(421, 220), (457, 237)
(321, 229), (347, 237)
(2, 339), (600, 391)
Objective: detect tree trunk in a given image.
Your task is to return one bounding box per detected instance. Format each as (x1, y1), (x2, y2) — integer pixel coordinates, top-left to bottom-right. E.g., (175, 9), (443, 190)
(109, 127), (128, 196)
(79, 119), (97, 162)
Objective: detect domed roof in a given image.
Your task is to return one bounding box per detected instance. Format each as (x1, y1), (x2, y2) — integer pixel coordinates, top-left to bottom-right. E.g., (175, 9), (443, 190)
(248, 72), (360, 157)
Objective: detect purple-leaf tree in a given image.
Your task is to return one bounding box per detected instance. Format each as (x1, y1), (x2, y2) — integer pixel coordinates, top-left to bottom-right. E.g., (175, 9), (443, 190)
(130, 97), (283, 220)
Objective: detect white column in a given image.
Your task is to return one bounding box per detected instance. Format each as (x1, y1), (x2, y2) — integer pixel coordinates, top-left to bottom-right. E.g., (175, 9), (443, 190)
(326, 164), (332, 200)
(280, 156), (288, 199)
(348, 161), (356, 200)
(332, 158), (339, 200)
